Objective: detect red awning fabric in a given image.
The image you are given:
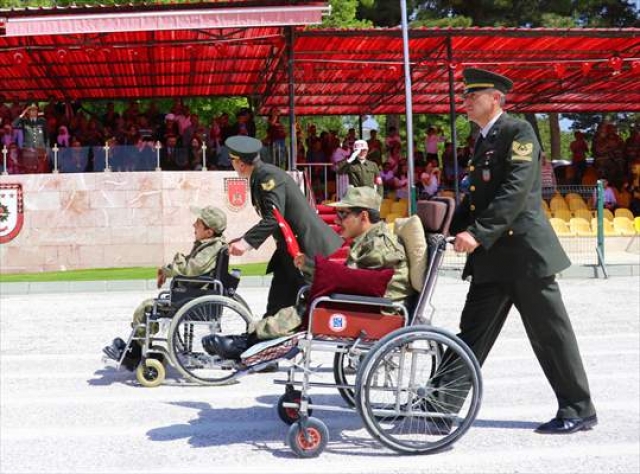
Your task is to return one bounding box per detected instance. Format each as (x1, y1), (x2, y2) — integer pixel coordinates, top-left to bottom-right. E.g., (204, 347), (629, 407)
(1, 3), (638, 114)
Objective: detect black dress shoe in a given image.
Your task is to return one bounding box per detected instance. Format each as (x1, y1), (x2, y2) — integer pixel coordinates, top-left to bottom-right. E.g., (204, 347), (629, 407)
(102, 337), (126, 361)
(203, 334), (250, 360)
(535, 415), (598, 434)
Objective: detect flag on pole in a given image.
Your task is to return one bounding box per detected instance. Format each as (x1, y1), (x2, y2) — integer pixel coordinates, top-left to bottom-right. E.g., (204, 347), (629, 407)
(272, 206), (301, 258)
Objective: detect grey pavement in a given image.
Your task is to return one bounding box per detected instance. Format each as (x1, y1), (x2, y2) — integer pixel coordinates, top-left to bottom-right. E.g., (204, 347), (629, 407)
(1, 274), (639, 473)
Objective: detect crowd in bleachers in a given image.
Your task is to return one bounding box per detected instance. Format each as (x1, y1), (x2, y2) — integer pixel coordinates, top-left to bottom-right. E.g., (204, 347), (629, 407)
(2, 94), (639, 224)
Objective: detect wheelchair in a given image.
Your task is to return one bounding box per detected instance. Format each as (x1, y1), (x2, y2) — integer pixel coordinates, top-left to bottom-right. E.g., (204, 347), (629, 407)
(176, 197), (483, 457)
(109, 248), (254, 387)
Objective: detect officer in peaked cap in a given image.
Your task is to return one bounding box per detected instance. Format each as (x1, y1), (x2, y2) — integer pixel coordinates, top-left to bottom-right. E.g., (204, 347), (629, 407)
(225, 135), (342, 318)
(444, 67), (597, 435)
(462, 67), (513, 95)
(13, 102), (47, 151)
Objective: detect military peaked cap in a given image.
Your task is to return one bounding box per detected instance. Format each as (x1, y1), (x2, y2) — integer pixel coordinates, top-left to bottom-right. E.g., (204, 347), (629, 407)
(225, 135), (262, 164)
(328, 186), (381, 212)
(463, 68), (513, 94)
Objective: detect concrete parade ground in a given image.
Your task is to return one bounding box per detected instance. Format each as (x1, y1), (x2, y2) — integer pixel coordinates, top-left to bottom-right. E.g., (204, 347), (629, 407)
(1, 274), (639, 474)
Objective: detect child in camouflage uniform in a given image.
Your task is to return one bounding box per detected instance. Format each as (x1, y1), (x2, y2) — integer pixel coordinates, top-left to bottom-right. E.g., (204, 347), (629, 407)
(103, 205), (228, 369)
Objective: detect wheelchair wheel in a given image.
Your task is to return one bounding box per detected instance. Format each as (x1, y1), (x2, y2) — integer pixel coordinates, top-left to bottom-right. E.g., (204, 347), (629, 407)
(333, 351), (359, 407)
(168, 295), (253, 386)
(287, 417), (329, 458)
(355, 326), (482, 454)
(135, 358), (166, 388)
(277, 389), (313, 425)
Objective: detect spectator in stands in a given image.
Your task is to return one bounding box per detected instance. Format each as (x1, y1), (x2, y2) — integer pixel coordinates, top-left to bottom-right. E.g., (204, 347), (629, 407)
(380, 161), (396, 196)
(56, 125), (71, 148)
(386, 142), (402, 174)
(267, 108), (287, 161)
(417, 160), (439, 199)
(570, 131), (589, 185)
(598, 178), (617, 211)
(540, 152), (557, 200)
(625, 127), (640, 167)
(343, 128), (357, 152)
(366, 129), (383, 167)
(188, 135), (206, 170)
(394, 161), (410, 200)
(441, 141), (456, 187)
(161, 135), (187, 170)
(385, 126), (402, 152)
(1, 124), (14, 147)
(102, 101), (120, 130)
(424, 126), (445, 163)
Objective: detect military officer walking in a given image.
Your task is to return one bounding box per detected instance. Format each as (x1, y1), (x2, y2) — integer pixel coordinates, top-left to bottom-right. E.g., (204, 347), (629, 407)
(336, 139), (383, 196)
(226, 135), (343, 317)
(448, 68), (597, 434)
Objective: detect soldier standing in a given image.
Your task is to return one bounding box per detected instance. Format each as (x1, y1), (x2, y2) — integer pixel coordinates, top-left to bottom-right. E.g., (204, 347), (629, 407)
(336, 139), (383, 196)
(12, 103), (48, 172)
(449, 68), (597, 434)
(225, 135), (342, 318)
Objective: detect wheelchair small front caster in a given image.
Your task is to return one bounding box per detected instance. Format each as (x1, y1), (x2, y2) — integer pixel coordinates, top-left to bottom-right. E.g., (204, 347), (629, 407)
(277, 390), (313, 425)
(287, 417), (328, 458)
(136, 358), (166, 387)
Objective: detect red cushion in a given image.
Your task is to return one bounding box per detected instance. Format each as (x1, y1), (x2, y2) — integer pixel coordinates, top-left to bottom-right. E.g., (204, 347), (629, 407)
(316, 204), (336, 214)
(309, 255), (394, 302)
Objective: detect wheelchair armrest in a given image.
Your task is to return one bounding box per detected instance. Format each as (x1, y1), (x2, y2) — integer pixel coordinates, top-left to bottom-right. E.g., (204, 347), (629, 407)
(170, 275), (217, 287)
(328, 293), (394, 306)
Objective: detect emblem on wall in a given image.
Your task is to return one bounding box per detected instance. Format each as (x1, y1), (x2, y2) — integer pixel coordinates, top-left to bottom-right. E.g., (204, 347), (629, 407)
(0, 183), (24, 244)
(223, 177), (248, 212)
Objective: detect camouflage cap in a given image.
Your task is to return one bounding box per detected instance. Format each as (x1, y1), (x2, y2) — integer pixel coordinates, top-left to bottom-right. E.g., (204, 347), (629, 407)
(190, 205), (227, 232)
(463, 67), (513, 94)
(225, 135), (262, 164)
(327, 186), (381, 211)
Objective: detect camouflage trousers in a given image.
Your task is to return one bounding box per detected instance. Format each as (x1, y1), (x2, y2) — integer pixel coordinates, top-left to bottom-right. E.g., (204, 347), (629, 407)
(249, 306), (302, 340)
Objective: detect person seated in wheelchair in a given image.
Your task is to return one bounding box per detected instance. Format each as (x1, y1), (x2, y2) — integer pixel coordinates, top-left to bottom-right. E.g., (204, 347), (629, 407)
(102, 205), (228, 370)
(203, 186), (414, 361)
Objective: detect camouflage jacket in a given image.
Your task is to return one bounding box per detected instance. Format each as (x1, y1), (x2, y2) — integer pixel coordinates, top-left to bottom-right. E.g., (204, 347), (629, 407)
(347, 222), (412, 303)
(162, 236), (227, 278)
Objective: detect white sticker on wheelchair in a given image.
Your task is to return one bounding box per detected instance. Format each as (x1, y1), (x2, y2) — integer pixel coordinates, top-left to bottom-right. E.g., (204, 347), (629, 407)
(328, 313), (347, 333)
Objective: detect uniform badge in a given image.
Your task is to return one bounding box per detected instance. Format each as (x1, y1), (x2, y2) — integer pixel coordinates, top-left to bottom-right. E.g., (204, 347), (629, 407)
(0, 183), (24, 244)
(482, 168), (491, 182)
(512, 141), (534, 156)
(223, 178), (248, 212)
(261, 178), (276, 191)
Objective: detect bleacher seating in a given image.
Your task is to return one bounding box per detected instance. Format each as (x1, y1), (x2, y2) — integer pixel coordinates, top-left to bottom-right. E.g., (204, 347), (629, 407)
(569, 217), (595, 237)
(573, 209), (594, 221)
(635, 217), (640, 234)
(552, 208), (572, 222)
(550, 218), (574, 236)
(591, 217), (617, 236)
(615, 208), (634, 220)
(613, 217), (636, 236)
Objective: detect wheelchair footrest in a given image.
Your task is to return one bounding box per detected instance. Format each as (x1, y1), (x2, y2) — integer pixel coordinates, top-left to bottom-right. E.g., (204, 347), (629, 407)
(241, 332), (305, 367)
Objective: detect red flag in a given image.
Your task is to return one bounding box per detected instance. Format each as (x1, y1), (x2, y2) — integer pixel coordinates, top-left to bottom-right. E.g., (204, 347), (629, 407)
(272, 206), (301, 258)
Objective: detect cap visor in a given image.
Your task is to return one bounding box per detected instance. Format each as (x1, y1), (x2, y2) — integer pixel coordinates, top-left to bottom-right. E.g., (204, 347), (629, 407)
(326, 201), (353, 208)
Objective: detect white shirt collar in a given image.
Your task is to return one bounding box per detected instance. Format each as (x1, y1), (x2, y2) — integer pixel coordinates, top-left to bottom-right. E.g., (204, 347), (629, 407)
(480, 111), (504, 138)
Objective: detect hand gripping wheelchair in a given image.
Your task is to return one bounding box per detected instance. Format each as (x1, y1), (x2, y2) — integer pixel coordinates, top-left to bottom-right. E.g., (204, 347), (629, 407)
(173, 197), (483, 457)
(107, 247), (254, 387)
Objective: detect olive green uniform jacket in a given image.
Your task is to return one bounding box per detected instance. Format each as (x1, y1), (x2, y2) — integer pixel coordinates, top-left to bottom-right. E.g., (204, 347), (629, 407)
(336, 158), (383, 196)
(452, 113), (570, 283)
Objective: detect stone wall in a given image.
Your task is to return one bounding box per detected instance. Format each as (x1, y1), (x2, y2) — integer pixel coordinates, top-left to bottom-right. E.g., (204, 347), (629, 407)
(0, 171), (280, 273)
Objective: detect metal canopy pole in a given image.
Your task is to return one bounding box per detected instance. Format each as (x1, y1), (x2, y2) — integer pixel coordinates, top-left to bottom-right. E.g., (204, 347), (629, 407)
(400, 0), (415, 215)
(287, 26), (296, 170)
(446, 38), (460, 204)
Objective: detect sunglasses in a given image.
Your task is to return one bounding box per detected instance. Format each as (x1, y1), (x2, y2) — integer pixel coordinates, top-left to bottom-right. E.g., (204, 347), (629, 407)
(336, 209), (360, 220)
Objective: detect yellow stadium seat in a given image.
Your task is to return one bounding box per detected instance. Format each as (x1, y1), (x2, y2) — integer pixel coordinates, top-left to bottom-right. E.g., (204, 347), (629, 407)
(603, 208), (614, 221)
(390, 201), (408, 217)
(568, 198), (588, 212)
(385, 212), (401, 224)
(552, 208), (572, 222)
(635, 217), (640, 234)
(615, 207), (634, 220)
(544, 208), (552, 219)
(379, 200), (392, 218)
(573, 208), (593, 221)
(549, 218), (574, 236)
(541, 200), (549, 212)
(591, 217), (617, 236)
(550, 197), (568, 212)
(564, 192), (582, 202)
(613, 217), (636, 236)
(438, 190), (456, 199)
(386, 190), (396, 201)
(569, 218), (595, 237)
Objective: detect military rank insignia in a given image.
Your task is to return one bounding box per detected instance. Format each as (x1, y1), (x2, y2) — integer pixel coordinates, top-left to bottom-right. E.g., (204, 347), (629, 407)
(261, 178), (276, 191)
(512, 141), (534, 161)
